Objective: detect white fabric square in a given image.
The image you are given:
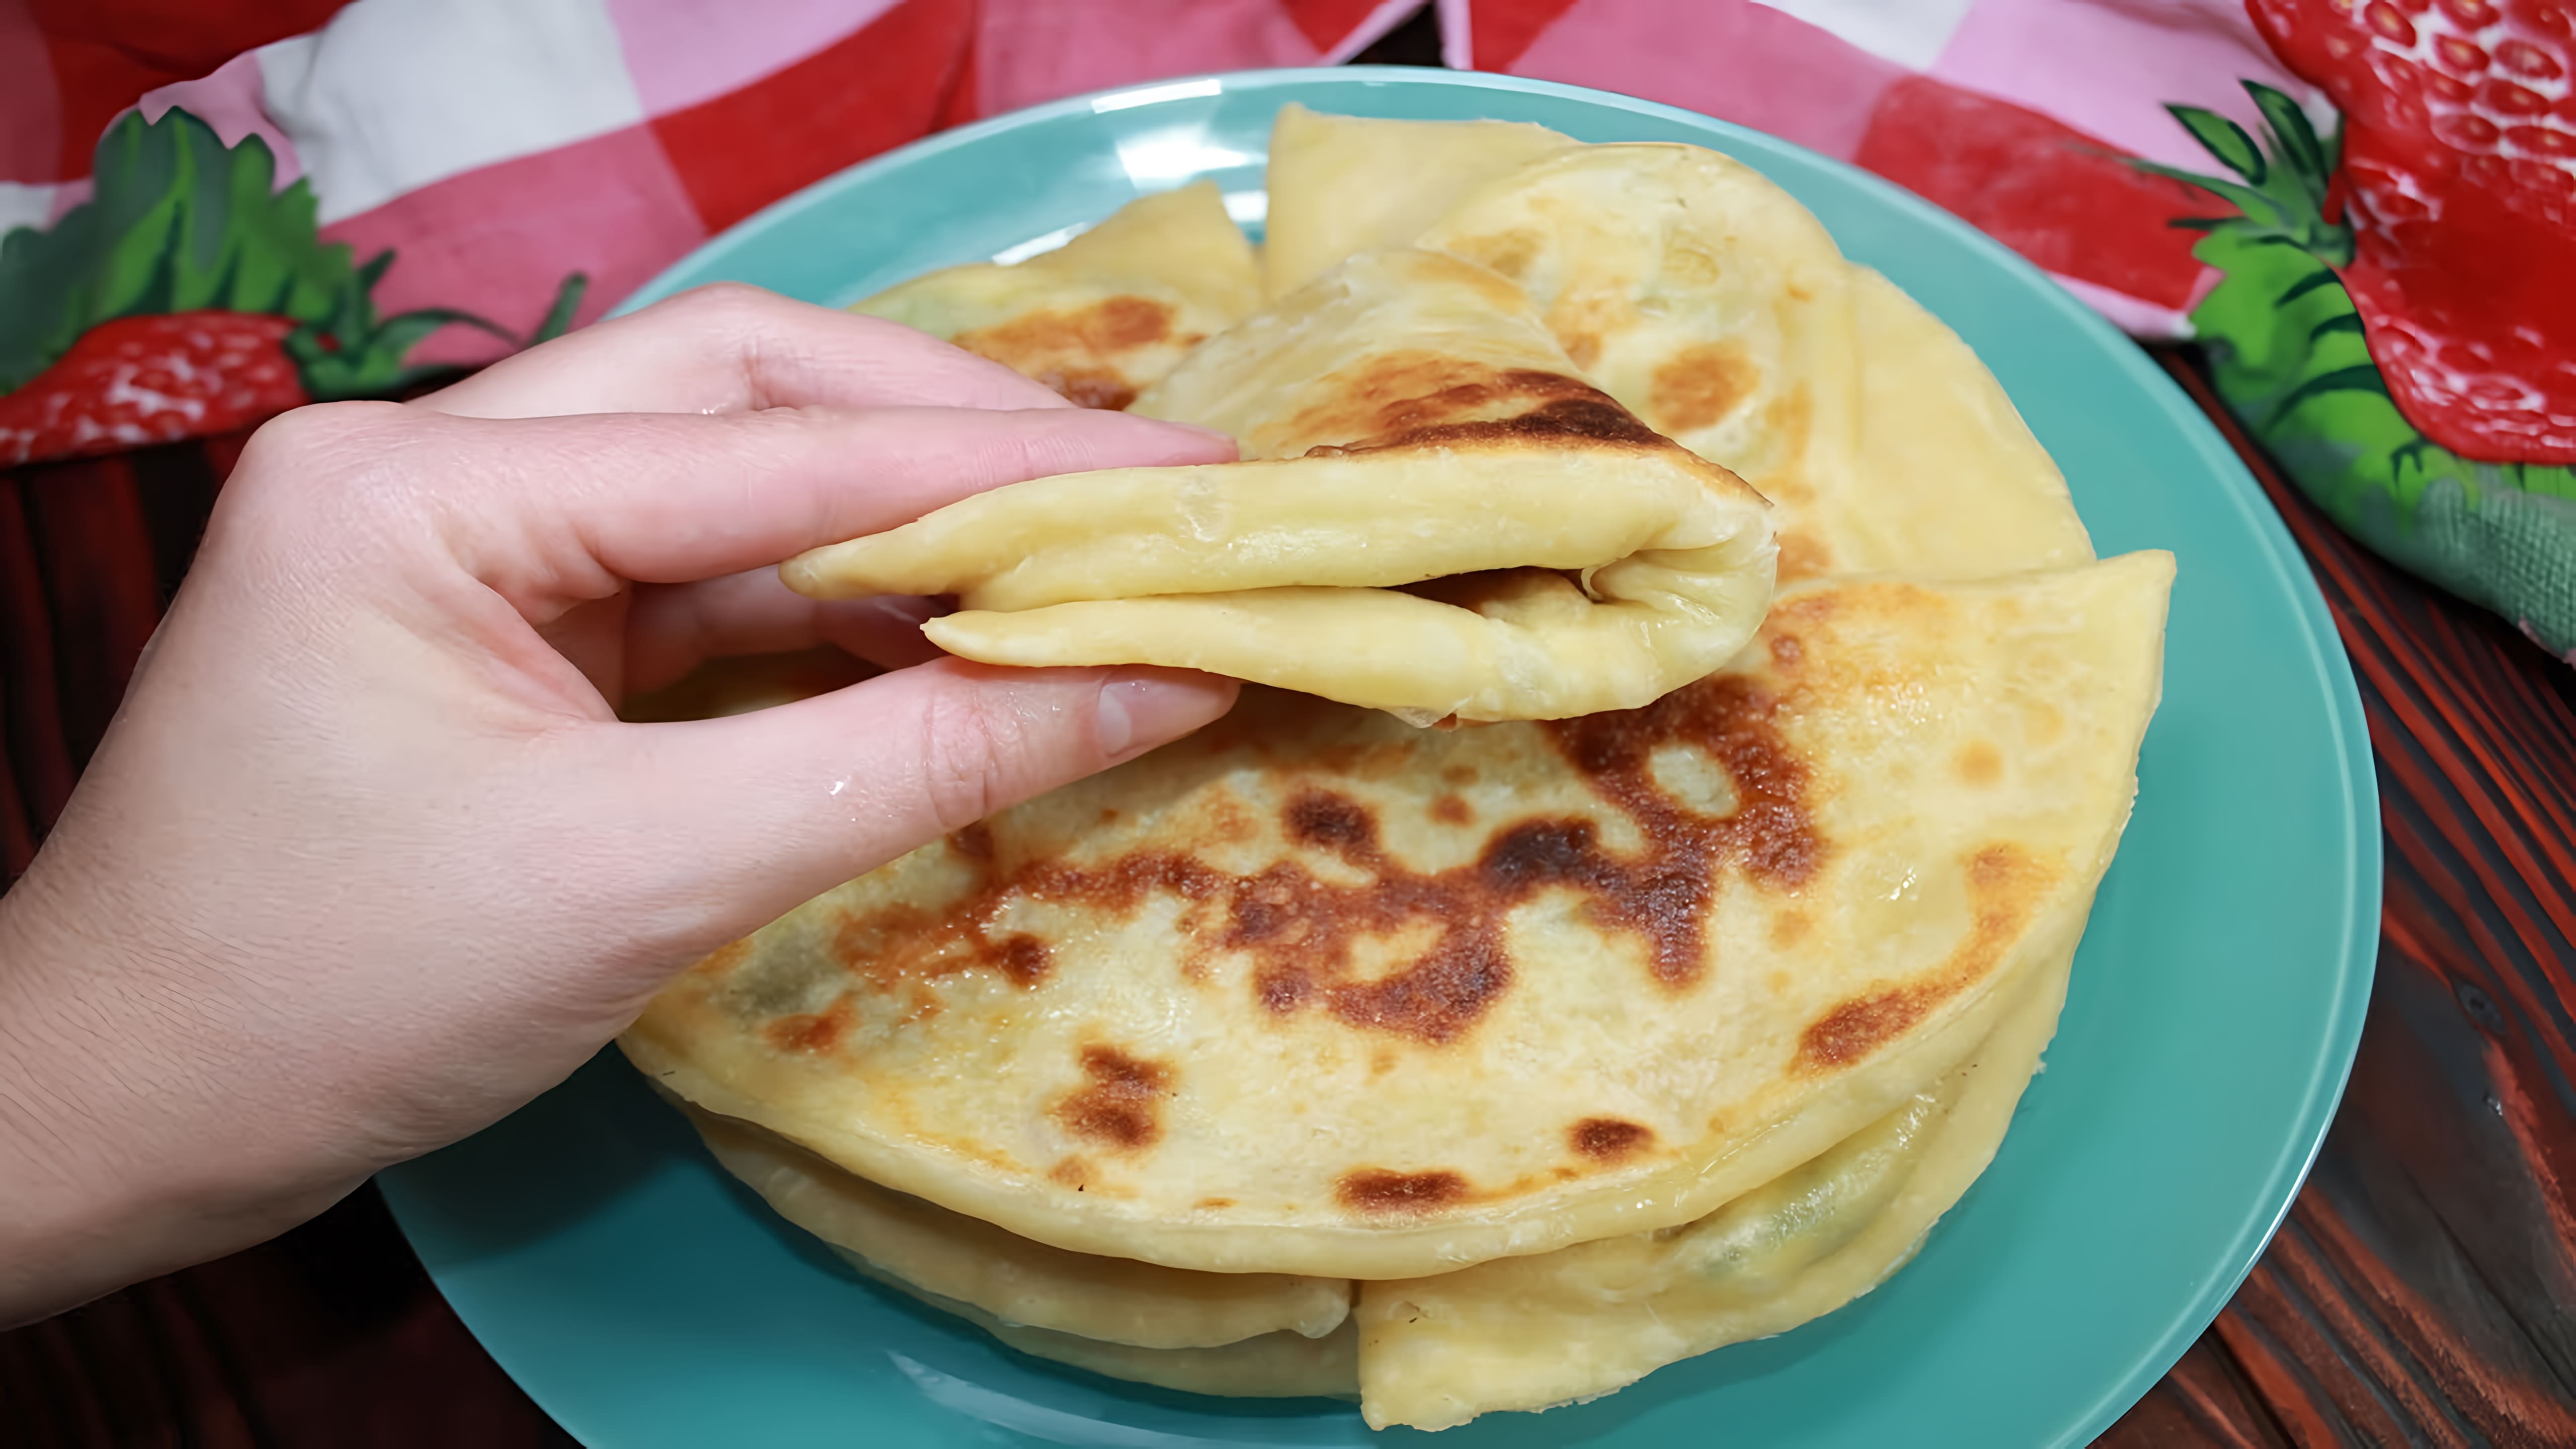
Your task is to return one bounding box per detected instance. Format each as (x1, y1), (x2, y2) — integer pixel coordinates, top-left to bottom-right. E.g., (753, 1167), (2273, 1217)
(1751, 0), (1979, 70)
(0, 182), (58, 236)
(259, 0), (647, 224)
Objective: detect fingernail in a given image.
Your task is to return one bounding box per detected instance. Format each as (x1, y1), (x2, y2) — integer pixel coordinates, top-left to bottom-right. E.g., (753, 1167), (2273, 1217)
(1096, 671), (1234, 760)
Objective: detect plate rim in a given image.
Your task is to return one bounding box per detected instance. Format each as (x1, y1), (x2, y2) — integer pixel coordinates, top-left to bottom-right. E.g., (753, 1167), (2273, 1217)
(434, 63), (2384, 1448)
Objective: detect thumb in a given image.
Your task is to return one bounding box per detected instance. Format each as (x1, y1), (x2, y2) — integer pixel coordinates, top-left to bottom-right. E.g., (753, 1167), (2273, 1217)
(564, 660), (1237, 961)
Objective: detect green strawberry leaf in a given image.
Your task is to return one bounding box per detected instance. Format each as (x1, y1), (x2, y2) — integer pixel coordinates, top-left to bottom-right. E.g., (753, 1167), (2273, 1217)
(529, 273), (589, 345)
(0, 108), (366, 394)
(2266, 362), (2389, 425)
(2243, 83), (2326, 198)
(2166, 104), (2266, 184)
(2187, 221), (2576, 655)
(1, 107), (597, 414)
(2129, 159), (2288, 228)
(2278, 269), (2343, 306)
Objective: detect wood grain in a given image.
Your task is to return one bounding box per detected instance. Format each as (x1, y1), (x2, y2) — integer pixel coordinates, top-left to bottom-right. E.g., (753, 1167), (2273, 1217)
(2089, 355), (2576, 1447)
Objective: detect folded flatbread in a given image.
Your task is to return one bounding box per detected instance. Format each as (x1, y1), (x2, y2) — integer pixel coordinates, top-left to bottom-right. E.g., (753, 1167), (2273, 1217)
(680, 1100), (1349, 1351)
(630, 115), (2165, 1431)
(788, 249), (1776, 723)
(625, 551), (2171, 1285)
(1260, 103), (1575, 300)
(849, 179), (1259, 408)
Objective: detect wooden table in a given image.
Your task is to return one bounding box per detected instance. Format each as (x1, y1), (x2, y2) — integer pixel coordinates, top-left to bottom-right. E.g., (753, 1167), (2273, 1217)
(2, 341), (2570, 1443)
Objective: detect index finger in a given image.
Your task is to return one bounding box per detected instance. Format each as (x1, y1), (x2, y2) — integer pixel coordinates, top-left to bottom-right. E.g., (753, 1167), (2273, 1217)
(414, 283), (1072, 419)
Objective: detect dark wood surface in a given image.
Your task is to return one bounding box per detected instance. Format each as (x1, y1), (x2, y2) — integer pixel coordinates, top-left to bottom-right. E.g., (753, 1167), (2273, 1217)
(1, 348), (2571, 1445)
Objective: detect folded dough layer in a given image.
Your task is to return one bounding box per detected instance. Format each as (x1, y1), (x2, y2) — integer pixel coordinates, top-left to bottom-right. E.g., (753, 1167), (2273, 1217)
(849, 179), (1259, 408)
(787, 249), (1776, 723)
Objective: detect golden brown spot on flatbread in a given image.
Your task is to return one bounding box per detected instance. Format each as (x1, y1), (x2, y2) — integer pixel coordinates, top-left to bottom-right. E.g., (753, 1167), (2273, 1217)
(1768, 632), (1806, 670)
(1452, 229), (1540, 282)
(1442, 765), (1479, 787)
(1430, 794), (1473, 826)
(1650, 342), (1761, 434)
(764, 999), (852, 1054)
(690, 937), (752, 979)
(991, 934), (1051, 986)
(1544, 293), (1621, 373)
(1371, 1049), (1397, 1077)
(1775, 532), (1831, 583)
(829, 881), (1058, 993)
(1337, 1168), (1467, 1214)
(951, 296), (1181, 409)
(1050, 1157), (1092, 1187)
(1034, 368), (1138, 410)
(1956, 741), (2003, 787)
(1776, 592), (1838, 626)
(1569, 1117), (1654, 1160)
(1795, 843), (2058, 1072)
(1098, 808), (1121, 825)
(1760, 388), (1816, 500)
(1204, 793), (1261, 846)
(1195, 1196), (1235, 1210)
(1052, 1045), (1171, 1151)
(1770, 909), (1812, 947)
(955, 295), (1169, 358)
(814, 681), (1820, 1045)
(1283, 348), (1680, 459)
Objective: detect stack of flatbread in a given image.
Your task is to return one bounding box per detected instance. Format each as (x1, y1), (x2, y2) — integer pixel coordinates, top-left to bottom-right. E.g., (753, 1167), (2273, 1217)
(619, 106), (2174, 1432)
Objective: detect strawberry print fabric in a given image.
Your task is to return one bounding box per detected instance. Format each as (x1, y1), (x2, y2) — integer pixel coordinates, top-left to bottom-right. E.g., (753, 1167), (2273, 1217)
(2, 0), (1420, 385)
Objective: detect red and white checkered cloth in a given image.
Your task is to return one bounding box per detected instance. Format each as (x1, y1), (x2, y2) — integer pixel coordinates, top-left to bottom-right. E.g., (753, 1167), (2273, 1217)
(1449, 0), (2323, 337)
(2, 0), (1421, 368)
(4, 0), (2314, 357)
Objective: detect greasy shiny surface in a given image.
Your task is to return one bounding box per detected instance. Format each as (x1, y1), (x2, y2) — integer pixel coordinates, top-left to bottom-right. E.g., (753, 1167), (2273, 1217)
(377, 70), (2376, 1447)
(1416, 144), (1857, 553)
(625, 558), (2168, 1281)
(1357, 935), (2076, 1430)
(791, 249), (1776, 722)
(847, 180), (1258, 408)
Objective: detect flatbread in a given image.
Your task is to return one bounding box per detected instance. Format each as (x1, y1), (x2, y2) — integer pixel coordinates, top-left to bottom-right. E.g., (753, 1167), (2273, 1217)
(1821, 265), (2093, 579)
(679, 1101), (1350, 1350)
(1260, 104), (1576, 300)
(1353, 927), (2078, 1429)
(787, 249), (1776, 723)
(849, 180), (1258, 408)
(838, 1252), (1361, 1400)
(623, 551), (2172, 1281)
(1416, 144), (1861, 574)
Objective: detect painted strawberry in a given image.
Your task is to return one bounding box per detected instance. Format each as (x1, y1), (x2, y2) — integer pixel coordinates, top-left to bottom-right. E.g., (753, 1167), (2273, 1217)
(0, 313), (301, 463)
(2245, 0), (2576, 464)
(0, 107), (584, 469)
(2145, 76), (2576, 660)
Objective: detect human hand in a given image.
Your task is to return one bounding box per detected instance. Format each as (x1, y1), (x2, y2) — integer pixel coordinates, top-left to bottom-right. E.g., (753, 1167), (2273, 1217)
(0, 285), (1240, 1324)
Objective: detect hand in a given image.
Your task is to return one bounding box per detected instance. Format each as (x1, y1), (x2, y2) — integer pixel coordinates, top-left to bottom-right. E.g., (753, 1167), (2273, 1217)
(0, 285), (1240, 1324)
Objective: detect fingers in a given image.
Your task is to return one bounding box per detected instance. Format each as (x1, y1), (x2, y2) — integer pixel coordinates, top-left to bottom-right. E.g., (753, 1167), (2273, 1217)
(340, 403), (1234, 616)
(575, 662), (1238, 945)
(413, 283), (1075, 418)
(623, 570), (947, 695)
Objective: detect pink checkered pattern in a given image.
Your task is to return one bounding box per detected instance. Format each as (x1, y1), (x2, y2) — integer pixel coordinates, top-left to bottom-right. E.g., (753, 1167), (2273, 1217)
(10, 0), (2319, 348)
(1446, 0), (2327, 336)
(10, 0), (1420, 368)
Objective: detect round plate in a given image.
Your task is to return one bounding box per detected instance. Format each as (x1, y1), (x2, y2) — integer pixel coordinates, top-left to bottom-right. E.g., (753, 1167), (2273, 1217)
(378, 67), (2379, 1448)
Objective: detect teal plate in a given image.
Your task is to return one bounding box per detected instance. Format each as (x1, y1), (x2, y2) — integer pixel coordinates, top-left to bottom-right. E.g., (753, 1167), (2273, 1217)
(378, 67), (2380, 1448)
